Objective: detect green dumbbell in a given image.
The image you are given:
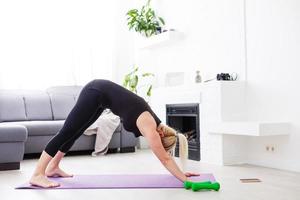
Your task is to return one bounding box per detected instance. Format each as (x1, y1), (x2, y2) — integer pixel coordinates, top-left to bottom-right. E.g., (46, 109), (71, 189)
(183, 181), (212, 190)
(191, 182), (220, 192)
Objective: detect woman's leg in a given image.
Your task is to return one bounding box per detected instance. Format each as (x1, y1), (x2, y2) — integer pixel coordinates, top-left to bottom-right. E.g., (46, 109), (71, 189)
(29, 151), (60, 188)
(45, 151), (71, 177)
(30, 87), (105, 187)
(45, 106), (104, 177)
(44, 90), (104, 157)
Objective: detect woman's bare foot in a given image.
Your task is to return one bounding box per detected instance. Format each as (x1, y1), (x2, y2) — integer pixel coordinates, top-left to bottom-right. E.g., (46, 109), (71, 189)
(45, 166), (73, 178)
(30, 174), (60, 188)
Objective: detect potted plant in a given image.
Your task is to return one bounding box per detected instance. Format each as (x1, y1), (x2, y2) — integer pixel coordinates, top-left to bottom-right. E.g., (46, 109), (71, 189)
(126, 0), (165, 37)
(123, 66), (154, 100)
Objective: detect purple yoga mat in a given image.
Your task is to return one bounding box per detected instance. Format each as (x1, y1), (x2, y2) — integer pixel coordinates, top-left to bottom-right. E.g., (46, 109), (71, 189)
(16, 174), (216, 189)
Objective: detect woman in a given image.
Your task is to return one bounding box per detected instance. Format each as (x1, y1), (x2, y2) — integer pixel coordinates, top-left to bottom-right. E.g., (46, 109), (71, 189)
(30, 79), (199, 188)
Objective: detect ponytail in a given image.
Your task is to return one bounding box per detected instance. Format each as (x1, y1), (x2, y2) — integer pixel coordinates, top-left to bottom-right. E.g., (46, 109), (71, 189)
(176, 133), (188, 171)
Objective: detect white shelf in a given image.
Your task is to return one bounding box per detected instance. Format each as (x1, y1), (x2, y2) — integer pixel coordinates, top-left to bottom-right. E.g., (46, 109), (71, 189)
(136, 31), (184, 49)
(208, 122), (290, 136)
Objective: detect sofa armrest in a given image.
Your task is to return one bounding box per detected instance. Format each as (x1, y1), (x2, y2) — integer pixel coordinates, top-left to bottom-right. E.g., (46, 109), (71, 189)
(0, 124), (28, 142)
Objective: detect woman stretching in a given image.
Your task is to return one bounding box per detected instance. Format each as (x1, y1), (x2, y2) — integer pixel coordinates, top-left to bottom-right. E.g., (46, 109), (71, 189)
(30, 79), (198, 188)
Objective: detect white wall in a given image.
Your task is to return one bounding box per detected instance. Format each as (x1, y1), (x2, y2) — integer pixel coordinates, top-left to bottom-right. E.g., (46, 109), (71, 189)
(114, 0), (300, 172)
(113, 0), (137, 84)
(245, 0), (300, 172)
(0, 0), (115, 89)
(135, 0), (246, 84)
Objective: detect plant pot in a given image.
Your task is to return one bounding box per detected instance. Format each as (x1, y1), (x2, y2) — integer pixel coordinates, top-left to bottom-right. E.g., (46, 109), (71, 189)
(156, 27), (162, 34)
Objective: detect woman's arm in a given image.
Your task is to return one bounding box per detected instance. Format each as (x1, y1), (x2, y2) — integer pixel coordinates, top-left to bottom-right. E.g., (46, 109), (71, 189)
(145, 132), (188, 182)
(137, 111), (196, 182)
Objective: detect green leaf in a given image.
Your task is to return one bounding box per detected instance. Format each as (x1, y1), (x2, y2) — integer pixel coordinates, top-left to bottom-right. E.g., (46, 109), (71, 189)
(146, 0), (151, 6)
(123, 75), (130, 87)
(146, 85), (153, 97)
(128, 9), (138, 13)
(127, 66), (138, 76)
(129, 75), (139, 93)
(142, 72), (154, 77)
(151, 10), (155, 17)
(158, 17), (165, 25)
(141, 6), (145, 14)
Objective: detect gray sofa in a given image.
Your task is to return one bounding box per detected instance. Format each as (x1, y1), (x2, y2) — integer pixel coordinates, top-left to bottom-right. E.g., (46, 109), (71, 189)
(0, 86), (137, 170)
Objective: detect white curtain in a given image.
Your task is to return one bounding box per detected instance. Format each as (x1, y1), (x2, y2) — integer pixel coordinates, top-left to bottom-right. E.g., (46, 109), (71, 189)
(0, 0), (116, 89)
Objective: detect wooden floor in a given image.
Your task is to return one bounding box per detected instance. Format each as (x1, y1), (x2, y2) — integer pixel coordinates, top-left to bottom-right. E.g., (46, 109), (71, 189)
(0, 149), (299, 200)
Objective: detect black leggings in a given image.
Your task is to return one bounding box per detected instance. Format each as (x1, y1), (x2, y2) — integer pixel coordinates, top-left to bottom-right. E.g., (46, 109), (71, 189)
(45, 84), (105, 157)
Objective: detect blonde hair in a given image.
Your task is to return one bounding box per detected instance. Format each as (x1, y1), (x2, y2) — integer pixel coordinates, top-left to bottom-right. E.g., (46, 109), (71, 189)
(157, 124), (188, 170)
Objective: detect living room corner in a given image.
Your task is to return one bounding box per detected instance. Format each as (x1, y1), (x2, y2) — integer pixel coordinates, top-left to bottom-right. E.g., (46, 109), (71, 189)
(0, 0), (299, 200)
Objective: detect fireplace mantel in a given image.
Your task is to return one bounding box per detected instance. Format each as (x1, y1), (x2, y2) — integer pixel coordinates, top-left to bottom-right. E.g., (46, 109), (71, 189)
(150, 81), (246, 124)
(150, 81), (289, 137)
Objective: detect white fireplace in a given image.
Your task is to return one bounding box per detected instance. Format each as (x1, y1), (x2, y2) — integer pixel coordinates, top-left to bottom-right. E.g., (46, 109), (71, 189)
(149, 81), (290, 166)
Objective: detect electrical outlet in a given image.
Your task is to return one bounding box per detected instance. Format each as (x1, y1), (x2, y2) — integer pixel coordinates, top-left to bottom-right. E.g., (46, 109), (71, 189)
(266, 146), (270, 151)
(271, 146), (275, 152)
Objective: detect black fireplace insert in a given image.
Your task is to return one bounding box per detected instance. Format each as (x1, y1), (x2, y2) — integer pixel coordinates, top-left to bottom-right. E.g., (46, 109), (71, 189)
(166, 103), (200, 161)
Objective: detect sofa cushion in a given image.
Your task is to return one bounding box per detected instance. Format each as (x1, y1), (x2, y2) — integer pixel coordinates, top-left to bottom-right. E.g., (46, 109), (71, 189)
(1, 120), (64, 136)
(46, 86), (83, 120)
(0, 124), (28, 142)
(23, 91), (53, 120)
(49, 94), (76, 120)
(0, 91), (27, 122)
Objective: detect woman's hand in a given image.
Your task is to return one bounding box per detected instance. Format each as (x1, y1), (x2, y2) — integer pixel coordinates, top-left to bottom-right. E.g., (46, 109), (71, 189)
(185, 172), (200, 177)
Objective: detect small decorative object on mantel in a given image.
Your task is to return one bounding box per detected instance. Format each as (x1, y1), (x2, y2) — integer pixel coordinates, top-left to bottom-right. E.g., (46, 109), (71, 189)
(195, 70), (202, 83)
(216, 73), (238, 81)
(126, 0), (165, 38)
(204, 72), (238, 82)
